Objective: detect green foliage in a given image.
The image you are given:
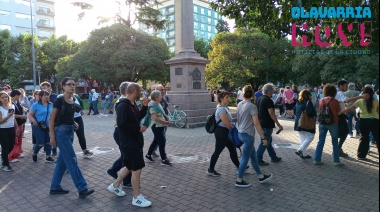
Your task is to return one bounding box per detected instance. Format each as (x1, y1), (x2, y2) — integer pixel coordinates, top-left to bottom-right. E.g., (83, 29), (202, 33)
(206, 28), (293, 89)
(194, 37), (212, 59)
(211, 0), (379, 50)
(216, 20), (230, 33)
(56, 24), (170, 88)
(0, 30), (13, 80)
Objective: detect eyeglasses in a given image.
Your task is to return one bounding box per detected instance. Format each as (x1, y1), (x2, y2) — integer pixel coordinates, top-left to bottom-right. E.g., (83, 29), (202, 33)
(65, 83), (76, 87)
(3, 88), (9, 90)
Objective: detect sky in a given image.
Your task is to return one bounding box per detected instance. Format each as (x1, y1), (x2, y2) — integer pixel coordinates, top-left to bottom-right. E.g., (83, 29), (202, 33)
(55, 1), (235, 42)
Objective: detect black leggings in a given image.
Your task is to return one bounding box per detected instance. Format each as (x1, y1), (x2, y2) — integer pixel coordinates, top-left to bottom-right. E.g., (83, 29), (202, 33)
(338, 114), (349, 149)
(358, 118), (379, 158)
(0, 127), (15, 166)
(74, 116), (87, 150)
(209, 126), (240, 171)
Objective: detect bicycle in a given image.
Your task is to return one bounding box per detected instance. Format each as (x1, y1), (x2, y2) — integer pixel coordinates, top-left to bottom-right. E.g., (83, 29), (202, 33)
(167, 104), (187, 128)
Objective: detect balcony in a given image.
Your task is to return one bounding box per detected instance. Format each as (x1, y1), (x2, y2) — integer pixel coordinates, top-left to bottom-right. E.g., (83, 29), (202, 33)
(37, 20), (55, 29)
(37, 8), (55, 16)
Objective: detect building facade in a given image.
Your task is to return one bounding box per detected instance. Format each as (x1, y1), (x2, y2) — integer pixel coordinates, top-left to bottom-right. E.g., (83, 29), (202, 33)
(139, 0), (222, 52)
(0, 0), (55, 41)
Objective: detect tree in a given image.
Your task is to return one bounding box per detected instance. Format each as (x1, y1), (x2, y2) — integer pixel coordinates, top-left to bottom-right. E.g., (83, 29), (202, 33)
(211, 0), (379, 50)
(56, 24), (170, 89)
(73, 0), (166, 30)
(215, 19), (230, 33)
(0, 30), (13, 81)
(194, 37), (212, 59)
(206, 28), (293, 89)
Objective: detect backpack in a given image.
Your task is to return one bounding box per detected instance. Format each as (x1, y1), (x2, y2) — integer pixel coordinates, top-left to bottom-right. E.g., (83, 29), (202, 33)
(205, 113), (221, 134)
(317, 98), (334, 125)
(228, 125), (243, 156)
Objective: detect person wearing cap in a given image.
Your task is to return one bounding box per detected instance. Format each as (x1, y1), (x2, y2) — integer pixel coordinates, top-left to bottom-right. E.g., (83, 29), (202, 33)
(345, 83), (361, 138)
(335, 80), (367, 157)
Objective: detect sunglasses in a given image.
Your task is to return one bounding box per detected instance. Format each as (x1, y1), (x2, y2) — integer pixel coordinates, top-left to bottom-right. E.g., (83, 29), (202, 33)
(65, 83), (76, 87)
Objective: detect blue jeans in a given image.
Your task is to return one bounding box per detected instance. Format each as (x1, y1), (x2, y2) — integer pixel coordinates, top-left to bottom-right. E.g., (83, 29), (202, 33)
(257, 128), (278, 161)
(237, 133), (262, 178)
(32, 125), (51, 156)
(346, 110), (359, 135)
(92, 100), (99, 115)
(50, 125), (88, 192)
(314, 124), (340, 163)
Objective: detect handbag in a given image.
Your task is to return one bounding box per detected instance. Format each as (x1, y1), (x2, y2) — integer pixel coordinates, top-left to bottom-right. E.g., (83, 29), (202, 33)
(38, 103), (50, 131)
(298, 101), (316, 130)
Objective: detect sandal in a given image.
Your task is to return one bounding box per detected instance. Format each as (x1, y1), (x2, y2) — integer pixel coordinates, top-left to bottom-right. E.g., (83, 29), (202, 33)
(295, 151), (305, 160)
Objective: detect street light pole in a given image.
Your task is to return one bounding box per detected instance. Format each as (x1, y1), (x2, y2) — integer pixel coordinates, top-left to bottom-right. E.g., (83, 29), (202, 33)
(37, 66), (41, 85)
(30, 0), (37, 90)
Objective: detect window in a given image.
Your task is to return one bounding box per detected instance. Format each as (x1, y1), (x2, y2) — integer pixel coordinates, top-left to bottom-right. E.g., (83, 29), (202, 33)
(214, 12), (218, 18)
(207, 34), (212, 40)
(38, 30), (52, 38)
(169, 46), (175, 52)
(16, 13), (32, 19)
(200, 16), (205, 23)
(161, 9), (166, 15)
(194, 30), (198, 36)
(16, 26), (32, 34)
(168, 7), (174, 14)
(168, 31), (175, 38)
(0, 10), (10, 16)
(0, 25), (11, 30)
(194, 22), (198, 29)
(208, 26), (211, 32)
(15, 0), (30, 6)
(37, 18), (50, 26)
(201, 8), (204, 15)
(38, 5), (53, 14)
(193, 14), (198, 21)
(208, 10), (211, 16)
(208, 18), (211, 24)
(201, 31), (205, 37)
(168, 23), (174, 30)
(215, 20), (218, 25)
(168, 15), (174, 21)
(200, 24), (205, 31)
(193, 6), (197, 13)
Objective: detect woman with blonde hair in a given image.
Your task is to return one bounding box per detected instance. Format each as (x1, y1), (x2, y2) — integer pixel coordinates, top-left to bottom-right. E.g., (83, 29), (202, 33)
(294, 89), (316, 160)
(0, 91), (19, 172)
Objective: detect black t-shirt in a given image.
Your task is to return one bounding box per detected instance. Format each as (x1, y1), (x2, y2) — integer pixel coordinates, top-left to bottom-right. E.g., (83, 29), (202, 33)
(54, 97), (75, 126)
(13, 101), (26, 126)
(257, 95), (275, 128)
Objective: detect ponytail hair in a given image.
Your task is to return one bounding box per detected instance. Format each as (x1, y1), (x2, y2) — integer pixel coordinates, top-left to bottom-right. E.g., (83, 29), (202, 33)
(242, 85), (254, 99)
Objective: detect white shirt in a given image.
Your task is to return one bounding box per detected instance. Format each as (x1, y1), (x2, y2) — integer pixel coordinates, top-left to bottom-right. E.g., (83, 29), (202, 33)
(335, 89), (348, 110)
(92, 92), (99, 101)
(237, 90), (243, 100)
(0, 105), (15, 128)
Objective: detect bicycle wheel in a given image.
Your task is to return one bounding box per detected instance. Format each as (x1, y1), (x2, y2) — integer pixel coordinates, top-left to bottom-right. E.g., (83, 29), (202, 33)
(174, 111), (187, 128)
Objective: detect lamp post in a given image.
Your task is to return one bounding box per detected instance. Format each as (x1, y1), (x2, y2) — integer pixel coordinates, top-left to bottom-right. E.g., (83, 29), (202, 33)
(37, 66), (41, 86)
(30, 0), (37, 90)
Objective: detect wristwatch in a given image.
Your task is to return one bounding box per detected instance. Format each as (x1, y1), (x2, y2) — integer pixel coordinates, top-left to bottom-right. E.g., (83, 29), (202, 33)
(261, 138), (266, 141)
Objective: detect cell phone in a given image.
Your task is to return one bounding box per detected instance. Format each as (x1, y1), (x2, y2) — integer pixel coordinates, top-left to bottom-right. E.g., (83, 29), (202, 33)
(8, 109), (14, 113)
(276, 129), (282, 134)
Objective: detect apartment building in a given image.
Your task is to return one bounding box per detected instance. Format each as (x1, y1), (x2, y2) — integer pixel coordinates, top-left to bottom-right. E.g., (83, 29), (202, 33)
(139, 0), (222, 52)
(0, 0), (55, 41)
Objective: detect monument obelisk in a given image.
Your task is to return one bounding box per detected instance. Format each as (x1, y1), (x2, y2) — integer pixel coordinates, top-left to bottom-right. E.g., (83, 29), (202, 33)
(165, 0), (216, 128)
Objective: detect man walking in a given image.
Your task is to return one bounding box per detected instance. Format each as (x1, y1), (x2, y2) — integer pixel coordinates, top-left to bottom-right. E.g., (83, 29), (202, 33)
(107, 83), (152, 207)
(91, 89), (100, 115)
(345, 83), (360, 138)
(336, 80), (365, 157)
(256, 84), (283, 166)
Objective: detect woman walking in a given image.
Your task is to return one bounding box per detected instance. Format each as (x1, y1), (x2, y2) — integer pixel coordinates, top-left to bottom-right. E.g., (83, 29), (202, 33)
(145, 90), (171, 166)
(9, 90), (27, 163)
(235, 85), (273, 187)
(0, 91), (18, 172)
(339, 87), (378, 159)
(207, 91), (240, 176)
(313, 84), (343, 166)
(28, 90), (54, 163)
(29, 90), (40, 145)
(294, 89), (316, 160)
(49, 77), (94, 198)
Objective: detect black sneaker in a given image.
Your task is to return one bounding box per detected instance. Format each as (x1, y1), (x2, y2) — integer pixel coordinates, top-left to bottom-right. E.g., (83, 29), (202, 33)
(32, 154), (37, 163)
(258, 160), (270, 166)
(3, 165), (13, 172)
(107, 169), (118, 179)
(50, 188), (70, 195)
(123, 182), (133, 189)
(161, 160), (172, 166)
(83, 150), (94, 158)
(145, 155), (155, 162)
(235, 180), (251, 188)
(45, 157), (55, 163)
(271, 157), (282, 163)
(79, 188), (94, 198)
(52, 149), (57, 156)
(207, 169), (221, 177)
(258, 173), (273, 184)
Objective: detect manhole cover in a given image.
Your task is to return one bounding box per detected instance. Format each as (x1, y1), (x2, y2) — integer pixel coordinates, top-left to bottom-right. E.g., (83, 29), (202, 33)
(276, 144), (292, 147)
(96, 147), (113, 151)
(174, 153), (195, 157)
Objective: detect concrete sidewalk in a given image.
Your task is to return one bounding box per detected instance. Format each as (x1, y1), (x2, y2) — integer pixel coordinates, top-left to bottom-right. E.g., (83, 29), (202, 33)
(0, 113), (378, 211)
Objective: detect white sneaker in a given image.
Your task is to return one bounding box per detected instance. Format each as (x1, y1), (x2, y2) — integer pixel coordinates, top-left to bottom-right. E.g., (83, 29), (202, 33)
(107, 183), (126, 197)
(132, 194), (152, 207)
(18, 153), (25, 158)
(10, 159), (19, 163)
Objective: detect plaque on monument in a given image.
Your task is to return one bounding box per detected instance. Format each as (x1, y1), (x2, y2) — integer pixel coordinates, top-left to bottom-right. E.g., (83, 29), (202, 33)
(192, 68), (201, 81)
(175, 68), (183, 75)
(177, 83), (181, 88)
(193, 82), (201, 89)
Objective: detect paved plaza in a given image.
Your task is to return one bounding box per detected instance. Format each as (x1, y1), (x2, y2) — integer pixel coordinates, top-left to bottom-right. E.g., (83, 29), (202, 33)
(0, 112), (379, 212)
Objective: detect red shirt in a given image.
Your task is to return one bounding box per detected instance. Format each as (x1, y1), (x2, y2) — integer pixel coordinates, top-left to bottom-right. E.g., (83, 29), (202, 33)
(319, 97), (340, 125)
(284, 89), (294, 104)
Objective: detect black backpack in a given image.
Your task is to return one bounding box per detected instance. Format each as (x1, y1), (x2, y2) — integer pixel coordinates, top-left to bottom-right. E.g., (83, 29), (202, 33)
(318, 98), (334, 125)
(205, 113), (221, 134)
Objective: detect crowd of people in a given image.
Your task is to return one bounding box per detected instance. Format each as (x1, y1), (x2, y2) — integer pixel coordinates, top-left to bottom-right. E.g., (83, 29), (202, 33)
(0, 78), (378, 208)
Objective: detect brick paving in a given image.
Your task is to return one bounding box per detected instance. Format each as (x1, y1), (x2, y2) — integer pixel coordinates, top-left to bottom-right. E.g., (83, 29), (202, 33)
(0, 112), (379, 212)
